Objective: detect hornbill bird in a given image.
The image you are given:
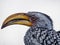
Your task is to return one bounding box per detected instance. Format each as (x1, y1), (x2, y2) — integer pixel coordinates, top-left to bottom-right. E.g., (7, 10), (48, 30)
(1, 12), (60, 45)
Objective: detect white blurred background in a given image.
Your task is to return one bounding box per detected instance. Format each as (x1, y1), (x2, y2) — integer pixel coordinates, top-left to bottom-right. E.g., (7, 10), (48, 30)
(0, 0), (60, 45)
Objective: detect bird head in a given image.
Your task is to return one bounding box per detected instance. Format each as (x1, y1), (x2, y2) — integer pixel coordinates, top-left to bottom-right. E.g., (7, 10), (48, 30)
(27, 12), (53, 30)
(1, 12), (53, 30)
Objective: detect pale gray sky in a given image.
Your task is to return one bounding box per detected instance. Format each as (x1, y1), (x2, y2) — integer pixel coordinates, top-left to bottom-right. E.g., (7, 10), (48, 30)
(0, 0), (60, 45)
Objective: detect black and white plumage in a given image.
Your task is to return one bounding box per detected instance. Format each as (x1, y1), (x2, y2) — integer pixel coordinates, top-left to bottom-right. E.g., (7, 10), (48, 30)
(1, 12), (60, 45)
(24, 12), (60, 45)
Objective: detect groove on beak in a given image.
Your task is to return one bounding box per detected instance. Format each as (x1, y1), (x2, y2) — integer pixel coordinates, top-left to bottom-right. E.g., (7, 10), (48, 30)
(1, 13), (32, 29)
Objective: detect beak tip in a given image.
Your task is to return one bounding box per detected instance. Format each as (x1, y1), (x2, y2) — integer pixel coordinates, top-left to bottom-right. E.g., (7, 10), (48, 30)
(1, 26), (3, 29)
(1, 26), (4, 29)
(1, 24), (6, 29)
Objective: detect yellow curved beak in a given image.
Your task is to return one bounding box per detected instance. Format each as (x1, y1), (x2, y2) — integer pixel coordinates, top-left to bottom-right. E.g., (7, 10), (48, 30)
(1, 13), (32, 29)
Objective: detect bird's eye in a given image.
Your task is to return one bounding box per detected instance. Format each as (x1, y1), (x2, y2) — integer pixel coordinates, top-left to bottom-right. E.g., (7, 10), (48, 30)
(31, 16), (38, 22)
